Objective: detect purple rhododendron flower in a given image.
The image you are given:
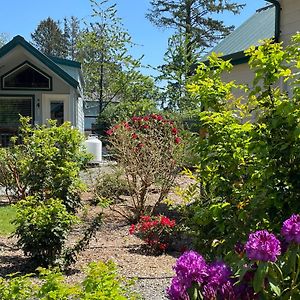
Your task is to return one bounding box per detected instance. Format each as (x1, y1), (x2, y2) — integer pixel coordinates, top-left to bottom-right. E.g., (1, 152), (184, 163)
(173, 250), (208, 288)
(281, 214), (300, 244)
(203, 261), (236, 300)
(167, 277), (189, 300)
(245, 230), (281, 262)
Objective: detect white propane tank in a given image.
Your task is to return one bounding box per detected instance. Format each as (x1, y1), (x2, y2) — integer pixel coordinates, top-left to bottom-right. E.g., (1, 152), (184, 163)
(84, 135), (102, 163)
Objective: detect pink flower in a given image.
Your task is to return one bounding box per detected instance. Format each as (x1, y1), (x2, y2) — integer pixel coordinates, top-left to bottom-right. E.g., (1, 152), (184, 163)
(175, 137), (181, 144)
(106, 129), (113, 136)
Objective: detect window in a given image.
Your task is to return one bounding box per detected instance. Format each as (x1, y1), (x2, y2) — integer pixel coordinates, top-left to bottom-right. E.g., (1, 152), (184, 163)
(50, 101), (64, 125)
(0, 96), (33, 130)
(2, 62), (51, 90)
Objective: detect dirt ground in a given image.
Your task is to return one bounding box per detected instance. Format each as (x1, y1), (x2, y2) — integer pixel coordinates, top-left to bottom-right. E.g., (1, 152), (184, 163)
(0, 166), (193, 299)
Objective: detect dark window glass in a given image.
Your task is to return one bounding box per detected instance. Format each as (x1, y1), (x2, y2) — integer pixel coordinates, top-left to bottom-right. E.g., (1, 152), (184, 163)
(3, 64), (50, 89)
(50, 101), (64, 126)
(0, 97), (32, 131)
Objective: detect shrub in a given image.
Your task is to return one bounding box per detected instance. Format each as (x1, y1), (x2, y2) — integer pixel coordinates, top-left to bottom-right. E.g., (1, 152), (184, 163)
(94, 168), (132, 204)
(167, 214), (300, 299)
(107, 114), (183, 222)
(0, 117), (90, 212)
(13, 196), (79, 267)
(178, 33), (300, 258)
(129, 215), (176, 253)
(0, 261), (140, 300)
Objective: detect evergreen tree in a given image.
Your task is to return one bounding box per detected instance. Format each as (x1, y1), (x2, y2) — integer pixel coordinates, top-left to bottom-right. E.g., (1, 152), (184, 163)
(64, 16), (81, 60)
(147, 0), (244, 111)
(31, 17), (68, 58)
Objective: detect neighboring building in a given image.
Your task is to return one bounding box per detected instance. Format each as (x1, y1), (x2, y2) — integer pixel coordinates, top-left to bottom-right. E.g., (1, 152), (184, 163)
(206, 0), (300, 93)
(0, 35), (84, 146)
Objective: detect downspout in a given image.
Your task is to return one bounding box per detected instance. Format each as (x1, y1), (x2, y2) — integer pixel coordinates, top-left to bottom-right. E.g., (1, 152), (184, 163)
(265, 0), (281, 42)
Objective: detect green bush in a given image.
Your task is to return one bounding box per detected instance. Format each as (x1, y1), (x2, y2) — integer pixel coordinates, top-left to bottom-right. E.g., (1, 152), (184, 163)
(14, 197), (78, 267)
(178, 33), (300, 258)
(0, 118), (90, 212)
(94, 168), (132, 204)
(0, 261), (140, 299)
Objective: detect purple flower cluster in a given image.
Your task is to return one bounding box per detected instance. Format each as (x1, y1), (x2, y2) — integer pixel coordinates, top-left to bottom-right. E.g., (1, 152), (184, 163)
(281, 214), (300, 244)
(167, 251), (235, 300)
(245, 230), (281, 262)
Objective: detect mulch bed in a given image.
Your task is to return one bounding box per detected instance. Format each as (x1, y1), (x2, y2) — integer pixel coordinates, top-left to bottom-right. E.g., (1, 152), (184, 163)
(0, 170), (193, 299)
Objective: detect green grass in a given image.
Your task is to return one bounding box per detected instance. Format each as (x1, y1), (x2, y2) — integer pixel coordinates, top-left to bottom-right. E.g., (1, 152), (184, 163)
(0, 205), (16, 236)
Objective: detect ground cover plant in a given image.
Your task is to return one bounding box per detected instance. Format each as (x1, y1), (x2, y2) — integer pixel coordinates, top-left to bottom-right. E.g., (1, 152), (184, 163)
(0, 260), (140, 299)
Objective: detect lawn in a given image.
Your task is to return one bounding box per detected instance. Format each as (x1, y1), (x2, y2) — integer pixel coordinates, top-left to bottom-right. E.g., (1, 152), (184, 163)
(0, 205), (16, 236)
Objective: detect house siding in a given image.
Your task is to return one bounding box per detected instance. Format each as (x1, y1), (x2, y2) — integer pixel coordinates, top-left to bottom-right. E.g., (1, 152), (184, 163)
(280, 0), (300, 45)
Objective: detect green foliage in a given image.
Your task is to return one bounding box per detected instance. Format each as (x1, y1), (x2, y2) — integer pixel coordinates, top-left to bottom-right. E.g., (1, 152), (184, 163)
(94, 168), (132, 204)
(147, 0), (244, 112)
(13, 197), (79, 267)
(0, 261), (140, 299)
(179, 32), (300, 258)
(0, 117), (90, 212)
(31, 17), (69, 57)
(0, 205), (16, 236)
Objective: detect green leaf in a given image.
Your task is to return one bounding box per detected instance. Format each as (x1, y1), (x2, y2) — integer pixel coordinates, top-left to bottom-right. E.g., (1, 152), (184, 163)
(253, 263), (268, 293)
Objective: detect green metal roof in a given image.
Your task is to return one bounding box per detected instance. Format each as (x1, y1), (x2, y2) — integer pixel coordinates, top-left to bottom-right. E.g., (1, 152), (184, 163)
(0, 35), (80, 89)
(204, 5), (275, 62)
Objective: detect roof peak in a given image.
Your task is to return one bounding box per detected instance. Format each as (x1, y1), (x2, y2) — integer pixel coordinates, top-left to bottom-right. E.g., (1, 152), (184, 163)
(256, 4), (274, 13)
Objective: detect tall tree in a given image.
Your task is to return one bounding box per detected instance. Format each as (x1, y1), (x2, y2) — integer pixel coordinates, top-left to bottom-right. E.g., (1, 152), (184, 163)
(77, 0), (147, 114)
(31, 17), (68, 57)
(64, 16), (81, 60)
(147, 0), (244, 111)
(0, 33), (9, 48)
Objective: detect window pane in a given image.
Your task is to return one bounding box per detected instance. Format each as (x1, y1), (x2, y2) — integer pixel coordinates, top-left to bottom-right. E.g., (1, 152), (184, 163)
(4, 64), (50, 89)
(50, 101), (64, 126)
(0, 97), (32, 130)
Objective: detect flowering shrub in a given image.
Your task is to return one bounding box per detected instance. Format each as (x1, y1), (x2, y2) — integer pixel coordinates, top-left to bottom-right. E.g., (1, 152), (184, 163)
(167, 251), (235, 300)
(107, 114), (183, 221)
(129, 215), (176, 252)
(167, 214), (300, 299)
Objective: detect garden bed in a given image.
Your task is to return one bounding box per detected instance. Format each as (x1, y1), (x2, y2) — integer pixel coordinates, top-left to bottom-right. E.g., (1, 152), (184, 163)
(0, 169), (192, 299)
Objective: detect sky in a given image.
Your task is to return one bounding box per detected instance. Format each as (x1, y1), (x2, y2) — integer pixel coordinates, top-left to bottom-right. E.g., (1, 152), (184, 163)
(0, 0), (268, 76)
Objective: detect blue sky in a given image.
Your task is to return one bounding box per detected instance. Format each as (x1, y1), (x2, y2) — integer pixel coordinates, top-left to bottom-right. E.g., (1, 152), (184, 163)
(1, 0), (268, 75)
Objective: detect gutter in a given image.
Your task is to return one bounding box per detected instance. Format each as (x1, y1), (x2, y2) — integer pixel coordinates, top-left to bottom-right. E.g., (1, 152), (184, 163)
(265, 0), (281, 42)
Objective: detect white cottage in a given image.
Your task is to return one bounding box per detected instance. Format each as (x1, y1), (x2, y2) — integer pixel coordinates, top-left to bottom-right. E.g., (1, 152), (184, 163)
(0, 35), (84, 146)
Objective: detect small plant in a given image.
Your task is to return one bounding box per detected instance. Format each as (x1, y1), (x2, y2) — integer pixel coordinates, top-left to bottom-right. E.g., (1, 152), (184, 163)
(0, 261), (140, 300)
(107, 114), (183, 222)
(13, 196), (79, 267)
(94, 168), (132, 204)
(129, 215), (176, 253)
(167, 214), (300, 299)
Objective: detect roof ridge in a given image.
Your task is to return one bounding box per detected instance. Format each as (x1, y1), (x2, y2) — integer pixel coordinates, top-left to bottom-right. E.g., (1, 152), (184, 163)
(256, 4), (274, 13)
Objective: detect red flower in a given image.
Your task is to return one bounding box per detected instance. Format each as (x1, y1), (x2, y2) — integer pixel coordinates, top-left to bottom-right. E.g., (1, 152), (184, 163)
(143, 116), (150, 121)
(175, 137), (181, 144)
(131, 133), (138, 139)
(143, 124), (150, 129)
(171, 127), (178, 135)
(129, 224), (135, 235)
(106, 129), (113, 136)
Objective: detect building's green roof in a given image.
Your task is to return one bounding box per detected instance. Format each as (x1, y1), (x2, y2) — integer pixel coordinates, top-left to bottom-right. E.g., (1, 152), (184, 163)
(204, 5), (275, 62)
(0, 35), (80, 89)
